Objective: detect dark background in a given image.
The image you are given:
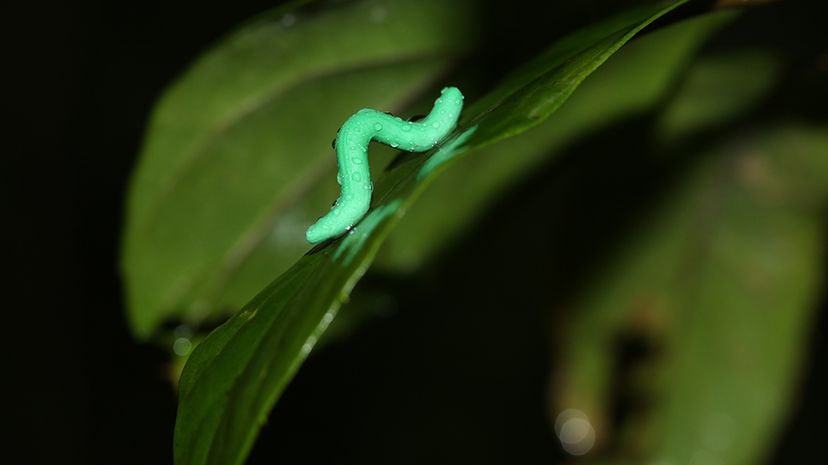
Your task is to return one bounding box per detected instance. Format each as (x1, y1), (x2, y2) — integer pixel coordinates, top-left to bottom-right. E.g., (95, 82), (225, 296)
(7, 1), (826, 464)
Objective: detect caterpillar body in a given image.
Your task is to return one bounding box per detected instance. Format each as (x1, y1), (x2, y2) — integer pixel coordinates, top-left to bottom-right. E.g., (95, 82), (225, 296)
(305, 86), (464, 244)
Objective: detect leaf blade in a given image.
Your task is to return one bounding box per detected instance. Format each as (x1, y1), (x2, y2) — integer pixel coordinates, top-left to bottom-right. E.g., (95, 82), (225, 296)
(553, 124), (828, 465)
(379, 10), (739, 270)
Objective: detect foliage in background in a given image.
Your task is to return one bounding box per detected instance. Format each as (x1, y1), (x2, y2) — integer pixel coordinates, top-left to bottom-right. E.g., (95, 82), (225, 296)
(122, 0), (482, 337)
(121, 0), (828, 464)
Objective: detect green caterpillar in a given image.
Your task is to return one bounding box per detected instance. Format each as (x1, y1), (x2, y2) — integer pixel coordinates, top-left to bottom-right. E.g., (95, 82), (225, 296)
(306, 86), (464, 244)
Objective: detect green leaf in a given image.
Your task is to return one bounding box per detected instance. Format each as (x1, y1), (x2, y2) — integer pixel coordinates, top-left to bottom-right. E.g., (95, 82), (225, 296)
(553, 123), (828, 465)
(174, 2), (693, 464)
(121, 0), (481, 338)
(378, 10), (739, 271)
(548, 38), (817, 464)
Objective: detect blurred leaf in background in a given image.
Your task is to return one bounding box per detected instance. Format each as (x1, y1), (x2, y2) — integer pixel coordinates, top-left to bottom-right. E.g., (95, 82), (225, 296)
(548, 9), (828, 464)
(122, 0), (481, 338)
(552, 121), (828, 463)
